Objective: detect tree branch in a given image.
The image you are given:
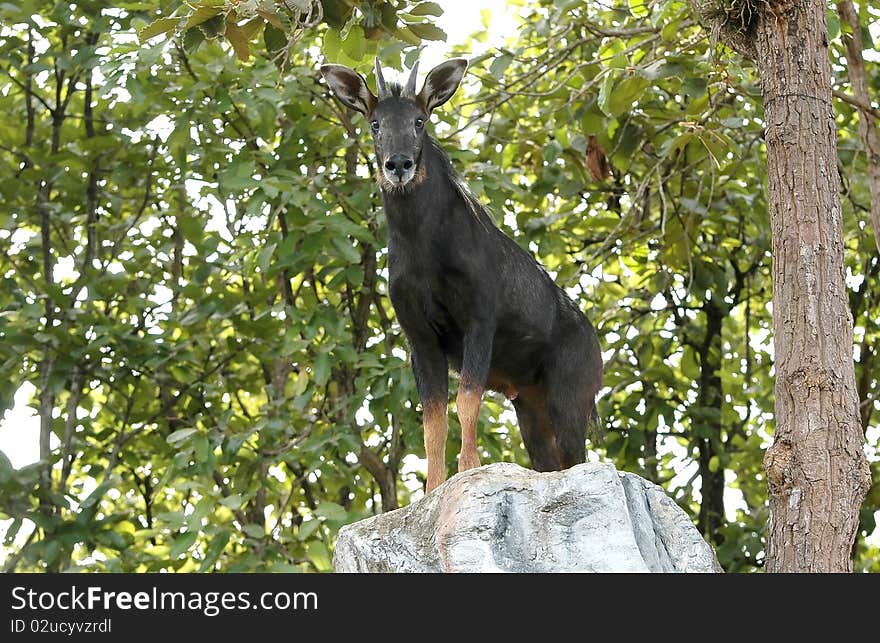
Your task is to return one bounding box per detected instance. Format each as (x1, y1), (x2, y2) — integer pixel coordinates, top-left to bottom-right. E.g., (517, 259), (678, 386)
(833, 88), (880, 121)
(836, 1), (880, 255)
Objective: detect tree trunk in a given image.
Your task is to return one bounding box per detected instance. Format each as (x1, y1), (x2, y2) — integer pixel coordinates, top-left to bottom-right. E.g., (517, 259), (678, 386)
(696, 303), (725, 546)
(752, 1), (870, 572)
(692, 0), (874, 572)
(836, 0), (880, 255)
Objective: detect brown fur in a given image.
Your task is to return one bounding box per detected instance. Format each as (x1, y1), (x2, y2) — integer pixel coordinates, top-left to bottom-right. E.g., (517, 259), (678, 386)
(423, 399), (448, 492)
(456, 387), (482, 472)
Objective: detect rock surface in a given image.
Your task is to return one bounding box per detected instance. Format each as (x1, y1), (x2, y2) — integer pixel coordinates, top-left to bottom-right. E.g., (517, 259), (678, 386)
(333, 462), (721, 573)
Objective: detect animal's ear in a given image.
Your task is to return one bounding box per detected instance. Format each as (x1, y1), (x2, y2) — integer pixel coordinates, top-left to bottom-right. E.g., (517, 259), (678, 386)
(418, 58), (468, 112)
(320, 64), (376, 115)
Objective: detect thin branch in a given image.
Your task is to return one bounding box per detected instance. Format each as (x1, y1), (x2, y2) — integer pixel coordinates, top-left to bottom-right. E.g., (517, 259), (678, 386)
(832, 88), (880, 121)
(835, 1), (880, 255)
(2, 525), (38, 572)
(1, 65), (55, 115)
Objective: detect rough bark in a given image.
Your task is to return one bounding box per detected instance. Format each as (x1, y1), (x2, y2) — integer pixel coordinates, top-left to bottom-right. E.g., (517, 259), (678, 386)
(692, 0), (872, 572)
(358, 446), (399, 511)
(836, 0), (880, 255)
(754, 1), (870, 572)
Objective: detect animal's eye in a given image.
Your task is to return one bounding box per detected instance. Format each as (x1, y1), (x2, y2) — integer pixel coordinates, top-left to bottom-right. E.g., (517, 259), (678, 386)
(371, 120), (380, 132)
(415, 118), (424, 129)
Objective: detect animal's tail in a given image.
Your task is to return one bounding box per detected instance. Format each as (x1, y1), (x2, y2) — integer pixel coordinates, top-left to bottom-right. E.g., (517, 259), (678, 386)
(586, 398), (604, 442)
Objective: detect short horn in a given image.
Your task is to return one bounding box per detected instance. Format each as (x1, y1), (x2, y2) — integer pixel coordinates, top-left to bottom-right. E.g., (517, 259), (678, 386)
(374, 57), (388, 99)
(403, 60), (419, 98)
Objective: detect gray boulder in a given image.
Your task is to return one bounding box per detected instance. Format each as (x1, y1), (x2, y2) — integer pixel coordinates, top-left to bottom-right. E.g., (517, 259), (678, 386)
(333, 461), (721, 573)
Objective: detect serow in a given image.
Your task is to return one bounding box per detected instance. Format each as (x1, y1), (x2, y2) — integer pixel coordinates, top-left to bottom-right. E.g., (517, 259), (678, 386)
(321, 58), (604, 492)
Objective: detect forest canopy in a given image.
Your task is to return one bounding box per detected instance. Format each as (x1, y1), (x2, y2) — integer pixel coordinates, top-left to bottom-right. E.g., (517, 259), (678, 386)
(0, 0), (878, 573)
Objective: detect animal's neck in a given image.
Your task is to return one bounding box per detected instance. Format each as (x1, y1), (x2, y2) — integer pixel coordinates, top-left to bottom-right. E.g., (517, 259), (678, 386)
(381, 138), (454, 237)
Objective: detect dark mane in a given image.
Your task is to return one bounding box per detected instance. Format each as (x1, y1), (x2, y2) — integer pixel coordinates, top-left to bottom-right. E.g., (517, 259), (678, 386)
(427, 136), (490, 225)
(385, 81), (404, 97)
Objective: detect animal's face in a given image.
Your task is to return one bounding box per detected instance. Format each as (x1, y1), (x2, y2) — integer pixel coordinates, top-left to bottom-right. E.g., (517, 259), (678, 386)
(369, 97), (428, 189)
(320, 58), (468, 192)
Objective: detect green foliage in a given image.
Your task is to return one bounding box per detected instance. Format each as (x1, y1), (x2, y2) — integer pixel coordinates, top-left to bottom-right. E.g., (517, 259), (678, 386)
(0, 0), (877, 573)
(137, 1), (446, 66)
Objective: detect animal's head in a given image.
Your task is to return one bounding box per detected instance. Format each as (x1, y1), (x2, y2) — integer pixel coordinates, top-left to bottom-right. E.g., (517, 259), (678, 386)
(320, 57), (468, 191)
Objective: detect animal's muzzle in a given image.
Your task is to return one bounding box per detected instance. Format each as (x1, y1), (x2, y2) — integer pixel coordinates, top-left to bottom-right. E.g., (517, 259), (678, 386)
(385, 154), (414, 181)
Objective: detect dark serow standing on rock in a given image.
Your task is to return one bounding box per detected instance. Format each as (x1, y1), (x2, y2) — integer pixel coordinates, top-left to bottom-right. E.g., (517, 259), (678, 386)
(321, 58), (603, 492)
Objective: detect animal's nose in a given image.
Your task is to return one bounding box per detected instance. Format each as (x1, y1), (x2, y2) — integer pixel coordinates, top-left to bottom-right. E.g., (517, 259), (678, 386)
(385, 154), (414, 180)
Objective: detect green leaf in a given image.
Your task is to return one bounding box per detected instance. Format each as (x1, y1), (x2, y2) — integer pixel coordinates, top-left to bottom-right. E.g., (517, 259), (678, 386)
(80, 481), (114, 510)
(407, 22), (446, 41)
(683, 76), (707, 98)
(331, 237), (360, 264)
(306, 540), (332, 571)
(490, 53), (513, 78)
(681, 346), (701, 381)
(315, 501), (348, 521)
(95, 530), (128, 549)
(3, 518), (21, 545)
(242, 524), (265, 539)
(600, 74), (649, 117)
(297, 519), (321, 541)
(826, 10), (840, 41)
(257, 243), (276, 272)
(313, 352), (331, 386)
(597, 73), (615, 117)
(264, 23), (286, 56)
(198, 14), (226, 40)
(323, 28), (342, 60)
(394, 26), (421, 46)
(661, 19), (681, 42)
(0, 450), (12, 483)
(219, 493), (244, 510)
(543, 140), (563, 163)
(341, 25), (366, 61)
(409, 2), (443, 16)
(156, 511), (185, 530)
(185, 7), (222, 29)
(138, 17), (181, 43)
(628, 0), (650, 18)
(193, 435), (211, 461)
(198, 530), (230, 571)
(182, 25), (205, 52)
(167, 428), (197, 445)
(169, 531), (198, 558)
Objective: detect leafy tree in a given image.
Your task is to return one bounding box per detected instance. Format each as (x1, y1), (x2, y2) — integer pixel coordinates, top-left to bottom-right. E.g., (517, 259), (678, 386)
(1, 0), (877, 573)
(692, 0), (872, 572)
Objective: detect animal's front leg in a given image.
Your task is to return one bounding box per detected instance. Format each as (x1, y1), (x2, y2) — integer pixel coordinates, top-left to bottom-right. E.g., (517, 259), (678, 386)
(457, 325), (494, 472)
(411, 346), (449, 493)
(422, 398), (448, 492)
(456, 386), (482, 472)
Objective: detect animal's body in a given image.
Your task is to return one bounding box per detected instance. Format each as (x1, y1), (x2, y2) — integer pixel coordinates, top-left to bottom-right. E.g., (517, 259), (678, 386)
(321, 58), (603, 491)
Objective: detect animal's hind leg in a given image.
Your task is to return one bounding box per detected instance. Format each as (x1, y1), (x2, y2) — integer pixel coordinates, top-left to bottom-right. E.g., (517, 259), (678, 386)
(512, 395), (561, 472)
(456, 325), (495, 473)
